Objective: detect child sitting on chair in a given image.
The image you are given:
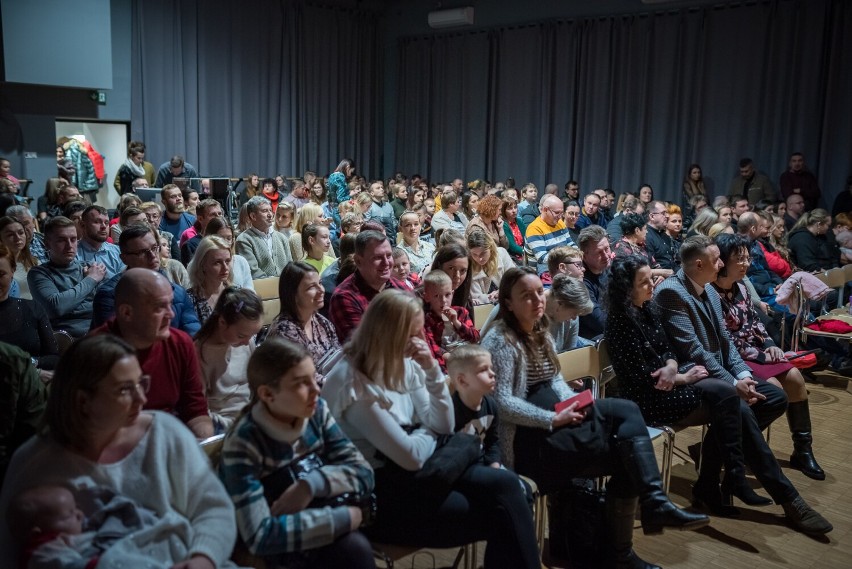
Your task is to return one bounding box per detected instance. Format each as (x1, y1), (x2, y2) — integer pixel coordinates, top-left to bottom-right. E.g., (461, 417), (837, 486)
(447, 345), (501, 468)
(421, 270), (479, 372)
(219, 338), (375, 569)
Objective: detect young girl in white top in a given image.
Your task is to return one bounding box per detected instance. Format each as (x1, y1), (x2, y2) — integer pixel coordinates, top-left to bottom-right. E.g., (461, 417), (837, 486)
(193, 287), (264, 432)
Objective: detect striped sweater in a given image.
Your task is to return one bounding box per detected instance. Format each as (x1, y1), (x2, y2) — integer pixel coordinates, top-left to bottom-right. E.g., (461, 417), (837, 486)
(219, 399), (374, 557)
(524, 217), (575, 274)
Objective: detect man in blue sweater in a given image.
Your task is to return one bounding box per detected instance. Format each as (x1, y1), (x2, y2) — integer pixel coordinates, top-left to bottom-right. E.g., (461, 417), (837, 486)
(91, 224), (200, 335)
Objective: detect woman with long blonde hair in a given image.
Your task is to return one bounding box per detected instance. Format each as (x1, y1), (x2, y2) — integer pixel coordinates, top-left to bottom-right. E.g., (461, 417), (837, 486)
(322, 290), (541, 569)
(186, 236), (233, 323)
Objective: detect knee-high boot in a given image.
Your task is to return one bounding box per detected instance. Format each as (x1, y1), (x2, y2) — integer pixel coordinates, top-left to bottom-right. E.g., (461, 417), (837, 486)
(605, 496), (660, 569)
(787, 400), (826, 480)
(712, 394), (772, 507)
(615, 438), (710, 535)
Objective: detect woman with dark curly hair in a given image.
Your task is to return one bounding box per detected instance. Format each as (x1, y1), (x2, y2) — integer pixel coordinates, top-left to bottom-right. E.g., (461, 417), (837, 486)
(604, 255), (769, 516)
(613, 213), (673, 283)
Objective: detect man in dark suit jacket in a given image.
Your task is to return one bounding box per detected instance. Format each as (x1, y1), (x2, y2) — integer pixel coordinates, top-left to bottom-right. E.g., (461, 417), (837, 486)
(654, 235), (832, 536)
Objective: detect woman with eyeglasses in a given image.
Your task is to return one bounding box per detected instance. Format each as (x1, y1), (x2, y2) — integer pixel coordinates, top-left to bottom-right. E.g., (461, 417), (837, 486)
(713, 234), (825, 480)
(0, 334), (240, 568)
(563, 200), (581, 245)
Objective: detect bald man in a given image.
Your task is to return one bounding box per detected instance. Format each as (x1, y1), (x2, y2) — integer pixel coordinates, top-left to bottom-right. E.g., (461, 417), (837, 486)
(90, 268), (213, 439)
(525, 194), (575, 275)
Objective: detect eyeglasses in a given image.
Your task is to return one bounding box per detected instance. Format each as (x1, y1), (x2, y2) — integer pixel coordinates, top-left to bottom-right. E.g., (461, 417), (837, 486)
(546, 207), (564, 216)
(650, 211), (669, 218)
(569, 261), (584, 268)
(564, 211), (579, 218)
(115, 375), (151, 398)
(735, 255), (752, 266)
(125, 244), (161, 257)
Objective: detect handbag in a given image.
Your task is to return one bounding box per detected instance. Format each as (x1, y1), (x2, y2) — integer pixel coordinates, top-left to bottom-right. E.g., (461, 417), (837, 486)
(261, 453), (377, 526)
(548, 478), (607, 568)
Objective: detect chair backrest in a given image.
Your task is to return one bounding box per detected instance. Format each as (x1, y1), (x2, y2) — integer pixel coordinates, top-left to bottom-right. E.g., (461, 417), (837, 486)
(595, 338), (616, 397)
(473, 303), (496, 330)
(199, 433), (225, 467)
(823, 267), (847, 289)
(262, 298), (280, 326)
(54, 330), (75, 356)
(557, 346), (600, 389)
(253, 277), (279, 300)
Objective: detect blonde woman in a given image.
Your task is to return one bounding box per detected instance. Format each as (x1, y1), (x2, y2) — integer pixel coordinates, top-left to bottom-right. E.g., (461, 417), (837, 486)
(467, 229), (513, 305)
(289, 202), (329, 261)
(186, 236), (233, 324)
(787, 209), (839, 272)
(321, 290), (541, 568)
(203, 217), (253, 290)
(156, 229), (190, 288)
(273, 200), (296, 239)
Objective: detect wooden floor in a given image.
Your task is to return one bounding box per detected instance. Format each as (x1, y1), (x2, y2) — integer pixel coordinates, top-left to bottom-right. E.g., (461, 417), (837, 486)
(398, 370), (852, 569)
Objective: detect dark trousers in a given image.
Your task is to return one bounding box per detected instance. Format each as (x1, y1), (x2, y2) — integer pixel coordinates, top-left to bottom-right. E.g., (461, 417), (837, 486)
(702, 381), (797, 503)
(366, 463), (541, 569)
(513, 398), (649, 498)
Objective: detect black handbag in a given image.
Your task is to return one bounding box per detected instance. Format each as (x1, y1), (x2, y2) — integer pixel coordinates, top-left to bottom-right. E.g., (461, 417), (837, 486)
(548, 478), (607, 568)
(261, 453), (377, 526)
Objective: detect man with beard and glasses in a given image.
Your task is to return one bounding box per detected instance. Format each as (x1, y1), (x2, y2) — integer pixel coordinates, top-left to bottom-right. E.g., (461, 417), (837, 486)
(75, 206), (125, 279)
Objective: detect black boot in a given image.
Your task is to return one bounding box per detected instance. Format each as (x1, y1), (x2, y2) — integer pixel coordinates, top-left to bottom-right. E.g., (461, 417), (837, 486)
(616, 438), (710, 535)
(605, 495), (660, 569)
(787, 400), (826, 480)
(711, 393), (772, 506)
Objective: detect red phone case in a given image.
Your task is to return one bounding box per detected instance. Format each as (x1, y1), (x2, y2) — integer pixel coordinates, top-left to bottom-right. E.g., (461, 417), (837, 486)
(554, 389), (594, 413)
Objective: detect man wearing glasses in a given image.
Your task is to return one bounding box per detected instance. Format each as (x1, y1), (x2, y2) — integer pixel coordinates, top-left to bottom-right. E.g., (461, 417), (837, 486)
(645, 200), (680, 271)
(90, 224), (201, 335)
(525, 194), (576, 275)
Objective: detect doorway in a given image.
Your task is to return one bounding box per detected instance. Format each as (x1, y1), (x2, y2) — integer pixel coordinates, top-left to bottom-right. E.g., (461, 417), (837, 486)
(55, 120), (130, 209)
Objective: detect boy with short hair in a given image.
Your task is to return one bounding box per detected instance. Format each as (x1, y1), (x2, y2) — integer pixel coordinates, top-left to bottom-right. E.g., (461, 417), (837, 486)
(447, 344), (501, 468)
(421, 270), (479, 372)
(547, 245), (585, 280)
(391, 247), (420, 289)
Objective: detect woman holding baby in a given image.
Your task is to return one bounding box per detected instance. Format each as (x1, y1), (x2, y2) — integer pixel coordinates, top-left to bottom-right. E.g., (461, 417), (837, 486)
(0, 334), (239, 569)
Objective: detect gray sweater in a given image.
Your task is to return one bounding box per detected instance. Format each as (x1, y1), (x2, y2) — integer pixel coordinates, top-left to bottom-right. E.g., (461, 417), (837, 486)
(27, 260), (99, 337)
(480, 320), (574, 468)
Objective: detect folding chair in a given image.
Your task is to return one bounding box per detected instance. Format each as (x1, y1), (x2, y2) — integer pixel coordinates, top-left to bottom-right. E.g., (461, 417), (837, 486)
(372, 543), (477, 569)
(252, 277), (280, 328)
(473, 303), (497, 331)
(815, 267), (847, 310)
(54, 330), (75, 356)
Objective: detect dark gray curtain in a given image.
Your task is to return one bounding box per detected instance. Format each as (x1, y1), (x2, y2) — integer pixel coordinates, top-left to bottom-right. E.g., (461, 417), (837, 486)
(395, 0), (850, 208)
(131, 0), (381, 179)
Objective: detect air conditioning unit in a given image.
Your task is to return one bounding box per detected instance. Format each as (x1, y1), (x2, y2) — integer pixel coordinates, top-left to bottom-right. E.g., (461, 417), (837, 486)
(427, 7), (475, 29)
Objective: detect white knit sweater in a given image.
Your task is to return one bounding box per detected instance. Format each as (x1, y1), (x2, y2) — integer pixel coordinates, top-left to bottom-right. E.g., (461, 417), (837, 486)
(0, 412), (239, 568)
